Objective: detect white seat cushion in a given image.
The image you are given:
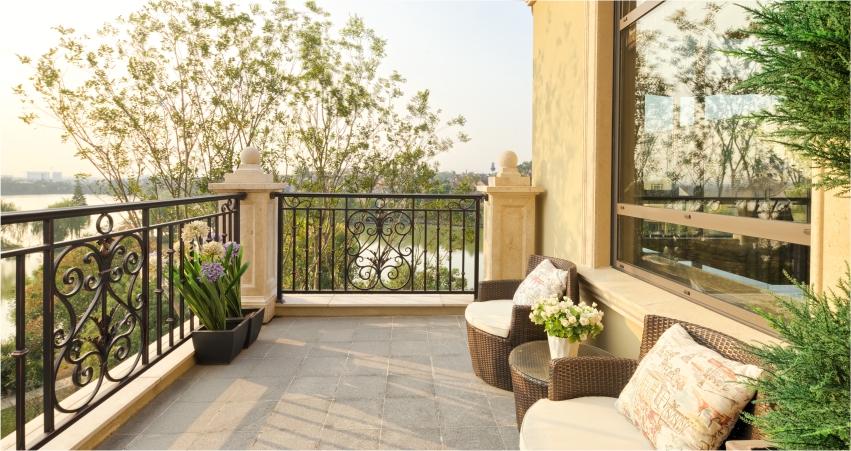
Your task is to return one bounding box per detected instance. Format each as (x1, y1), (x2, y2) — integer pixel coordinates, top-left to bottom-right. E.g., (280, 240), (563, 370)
(464, 299), (514, 338)
(519, 397), (653, 450)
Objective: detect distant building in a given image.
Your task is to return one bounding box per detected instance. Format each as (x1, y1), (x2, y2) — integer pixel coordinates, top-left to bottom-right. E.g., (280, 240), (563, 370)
(26, 172), (50, 181)
(52, 172), (62, 181)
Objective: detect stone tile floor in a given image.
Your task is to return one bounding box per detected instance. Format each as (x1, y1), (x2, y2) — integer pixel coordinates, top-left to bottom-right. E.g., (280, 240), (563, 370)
(98, 316), (520, 450)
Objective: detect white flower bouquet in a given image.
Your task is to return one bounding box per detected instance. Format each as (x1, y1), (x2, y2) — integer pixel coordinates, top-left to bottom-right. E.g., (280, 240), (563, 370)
(529, 295), (604, 343)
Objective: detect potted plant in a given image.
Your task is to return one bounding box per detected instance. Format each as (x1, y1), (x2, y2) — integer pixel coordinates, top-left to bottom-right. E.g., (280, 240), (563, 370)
(171, 221), (250, 364)
(221, 241), (263, 348)
(530, 295), (604, 359)
(741, 265), (850, 450)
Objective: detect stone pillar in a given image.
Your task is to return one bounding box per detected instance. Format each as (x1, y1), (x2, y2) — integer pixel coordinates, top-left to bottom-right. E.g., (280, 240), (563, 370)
(208, 147), (285, 323)
(477, 151), (545, 281)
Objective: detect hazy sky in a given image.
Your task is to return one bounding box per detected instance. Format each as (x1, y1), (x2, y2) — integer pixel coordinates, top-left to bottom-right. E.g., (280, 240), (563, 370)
(0, 0), (531, 178)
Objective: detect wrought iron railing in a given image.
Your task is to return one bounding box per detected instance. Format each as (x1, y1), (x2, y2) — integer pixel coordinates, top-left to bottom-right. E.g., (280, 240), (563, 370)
(0, 194), (244, 450)
(273, 193), (483, 298)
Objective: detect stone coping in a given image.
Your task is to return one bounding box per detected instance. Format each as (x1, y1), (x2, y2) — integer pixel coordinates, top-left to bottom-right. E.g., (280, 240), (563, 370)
(576, 265), (779, 346)
(278, 293), (474, 308)
(275, 294), (473, 317)
(2, 329), (195, 451)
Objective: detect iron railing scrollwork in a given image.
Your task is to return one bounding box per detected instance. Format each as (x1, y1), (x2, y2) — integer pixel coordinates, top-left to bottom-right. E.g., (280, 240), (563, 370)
(273, 193), (483, 298)
(0, 193), (244, 450)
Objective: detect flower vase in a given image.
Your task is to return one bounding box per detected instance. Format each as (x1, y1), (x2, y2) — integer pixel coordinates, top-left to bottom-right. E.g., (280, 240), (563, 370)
(547, 333), (580, 359)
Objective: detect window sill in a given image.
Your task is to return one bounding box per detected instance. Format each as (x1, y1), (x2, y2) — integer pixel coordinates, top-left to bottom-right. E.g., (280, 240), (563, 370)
(576, 265), (779, 346)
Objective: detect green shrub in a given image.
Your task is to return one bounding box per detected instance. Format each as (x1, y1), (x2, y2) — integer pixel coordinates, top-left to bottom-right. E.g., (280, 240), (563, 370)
(743, 265), (850, 449)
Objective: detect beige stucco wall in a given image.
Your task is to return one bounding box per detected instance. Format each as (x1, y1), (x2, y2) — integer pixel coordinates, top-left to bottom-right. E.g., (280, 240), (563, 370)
(813, 189), (850, 292)
(530, 1), (645, 356)
(532, 0), (613, 269)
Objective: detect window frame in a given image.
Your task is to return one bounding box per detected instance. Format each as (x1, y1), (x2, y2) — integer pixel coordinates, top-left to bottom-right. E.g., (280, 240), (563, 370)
(610, 0), (810, 334)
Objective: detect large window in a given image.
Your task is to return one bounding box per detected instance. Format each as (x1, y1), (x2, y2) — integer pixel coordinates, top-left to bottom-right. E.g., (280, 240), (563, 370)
(614, 1), (811, 331)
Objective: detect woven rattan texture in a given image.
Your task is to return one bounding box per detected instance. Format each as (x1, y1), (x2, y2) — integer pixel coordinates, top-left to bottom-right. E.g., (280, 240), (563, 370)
(546, 315), (763, 443)
(466, 255), (579, 392)
(510, 342), (614, 430)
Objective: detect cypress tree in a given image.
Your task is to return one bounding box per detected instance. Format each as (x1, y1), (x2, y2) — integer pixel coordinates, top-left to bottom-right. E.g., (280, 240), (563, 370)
(731, 1), (850, 194)
(743, 266), (850, 449)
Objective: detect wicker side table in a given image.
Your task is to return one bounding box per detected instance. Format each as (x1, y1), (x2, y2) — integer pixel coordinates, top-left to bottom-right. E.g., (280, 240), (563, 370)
(508, 340), (613, 430)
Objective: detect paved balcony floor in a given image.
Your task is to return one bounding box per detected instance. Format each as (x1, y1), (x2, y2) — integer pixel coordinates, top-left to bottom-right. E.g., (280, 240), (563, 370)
(98, 315), (520, 450)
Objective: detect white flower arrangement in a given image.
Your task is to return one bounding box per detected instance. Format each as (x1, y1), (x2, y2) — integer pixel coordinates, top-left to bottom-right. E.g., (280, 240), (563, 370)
(181, 220), (210, 244)
(529, 294), (604, 343)
(200, 241), (226, 261)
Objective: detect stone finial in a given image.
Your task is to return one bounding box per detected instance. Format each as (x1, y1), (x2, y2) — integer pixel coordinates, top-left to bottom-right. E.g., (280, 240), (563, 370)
(241, 146), (261, 165)
(497, 150), (521, 177)
(215, 146), (275, 183)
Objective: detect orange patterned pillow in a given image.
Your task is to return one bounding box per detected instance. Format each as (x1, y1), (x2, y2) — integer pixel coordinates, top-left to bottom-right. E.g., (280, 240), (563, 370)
(614, 324), (762, 450)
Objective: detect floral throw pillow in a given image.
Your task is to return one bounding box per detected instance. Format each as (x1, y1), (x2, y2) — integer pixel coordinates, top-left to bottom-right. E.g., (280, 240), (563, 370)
(512, 259), (568, 305)
(614, 324), (762, 450)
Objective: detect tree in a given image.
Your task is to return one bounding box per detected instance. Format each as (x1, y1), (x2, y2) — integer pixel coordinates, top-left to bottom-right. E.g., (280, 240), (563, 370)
(517, 160), (532, 178)
(281, 11), (468, 195)
(71, 176), (87, 206)
(15, 0), (468, 203)
(730, 1), (850, 195)
(15, 0), (299, 202)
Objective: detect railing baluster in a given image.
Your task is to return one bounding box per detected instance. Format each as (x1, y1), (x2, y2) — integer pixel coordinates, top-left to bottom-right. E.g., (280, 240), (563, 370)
(461, 208), (467, 292)
(14, 255), (29, 450)
(141, 208), (150, 365)
(344, 199), (349, 292)
(42, 218), (54, 434)
(474, 196), (481, 299)
(168, 225), (177, 343)
(156, 227), (164, 355)
(277, 195), (283, 301)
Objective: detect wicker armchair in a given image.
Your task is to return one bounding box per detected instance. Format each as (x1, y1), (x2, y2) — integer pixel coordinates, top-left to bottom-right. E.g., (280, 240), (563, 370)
(466, 255), (578, 391)
(518, 315), (763, 449)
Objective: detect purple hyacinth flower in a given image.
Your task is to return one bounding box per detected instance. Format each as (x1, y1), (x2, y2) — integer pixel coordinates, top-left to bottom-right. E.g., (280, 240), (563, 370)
(224, 242), (241, 262)
(200, 262), (226, 282)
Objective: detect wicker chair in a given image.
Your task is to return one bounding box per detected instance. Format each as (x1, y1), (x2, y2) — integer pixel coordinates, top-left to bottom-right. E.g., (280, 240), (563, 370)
(518, 314), (764, 449)
(465, 255), (578, 391)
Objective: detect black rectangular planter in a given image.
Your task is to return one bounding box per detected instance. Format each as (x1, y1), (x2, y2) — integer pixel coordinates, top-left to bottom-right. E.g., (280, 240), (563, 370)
(192, 318), (249, 365)
(241, 307), (265, 348)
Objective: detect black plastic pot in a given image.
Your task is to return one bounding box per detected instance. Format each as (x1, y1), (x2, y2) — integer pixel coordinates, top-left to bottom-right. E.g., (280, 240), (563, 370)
(241, 307), (265, 348)
(192, 318), (248, 365)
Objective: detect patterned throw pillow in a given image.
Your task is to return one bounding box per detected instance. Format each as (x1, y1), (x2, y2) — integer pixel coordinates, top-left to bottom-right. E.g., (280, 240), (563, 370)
(512, 259), (568, 305)
(614, 324), (762, 450)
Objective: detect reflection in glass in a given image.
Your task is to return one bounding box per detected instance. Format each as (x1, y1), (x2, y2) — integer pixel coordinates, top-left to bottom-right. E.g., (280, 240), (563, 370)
(618, 216), (809, 315)
(618, 1), (811, 222)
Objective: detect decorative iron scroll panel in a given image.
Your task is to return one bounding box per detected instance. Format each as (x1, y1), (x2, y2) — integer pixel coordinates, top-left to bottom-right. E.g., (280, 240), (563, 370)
(274, 193), (482, 297)
(0, 194), (244, 450)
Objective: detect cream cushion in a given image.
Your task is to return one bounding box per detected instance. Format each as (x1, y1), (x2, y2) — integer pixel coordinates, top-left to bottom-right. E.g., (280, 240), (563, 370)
(519, 396), (653, 450)
(615, 324), (762, 450)
(464, 299), (513, 338)
(513, 259), (568, 305)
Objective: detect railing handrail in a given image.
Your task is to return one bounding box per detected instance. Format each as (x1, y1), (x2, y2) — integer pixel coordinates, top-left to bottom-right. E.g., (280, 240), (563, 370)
(0, 193), (247, 224)
(271, 191), (484, 200)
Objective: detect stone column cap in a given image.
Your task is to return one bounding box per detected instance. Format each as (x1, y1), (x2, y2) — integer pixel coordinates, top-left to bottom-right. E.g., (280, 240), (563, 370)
(477, 185), (545, 194)
(208, 146), (287, 192)
(208, 182), (287, 193)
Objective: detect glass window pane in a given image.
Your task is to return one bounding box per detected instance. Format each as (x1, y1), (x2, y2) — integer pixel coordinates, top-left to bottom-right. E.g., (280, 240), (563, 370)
(617, 216), (809, 316)
(617, 1), (811, 223)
